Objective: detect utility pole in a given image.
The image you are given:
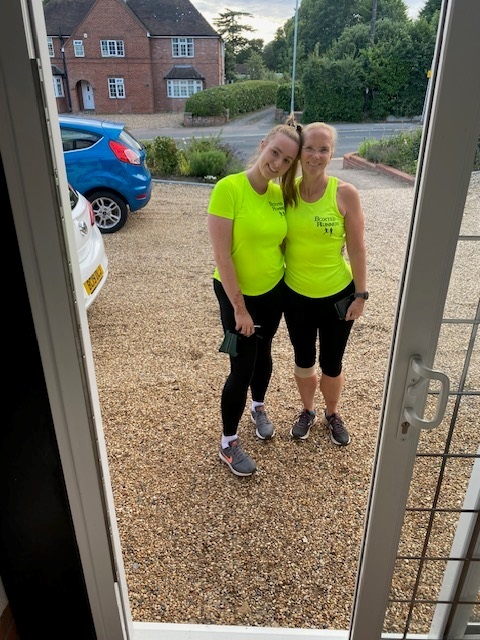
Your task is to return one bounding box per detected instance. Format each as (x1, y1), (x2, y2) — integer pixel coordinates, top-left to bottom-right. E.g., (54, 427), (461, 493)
(369, 0), (378, 43)
(290, 0), (299, 115)
(59, 30), (73, 112)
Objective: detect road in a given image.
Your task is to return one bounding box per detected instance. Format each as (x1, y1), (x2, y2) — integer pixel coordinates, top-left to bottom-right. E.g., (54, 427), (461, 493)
(130, 106), (421, 159)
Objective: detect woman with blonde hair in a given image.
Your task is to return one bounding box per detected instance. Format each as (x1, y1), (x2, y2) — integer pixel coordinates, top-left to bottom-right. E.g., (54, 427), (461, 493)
(208, 119), (302, 476)
(284, 121), (367, 446)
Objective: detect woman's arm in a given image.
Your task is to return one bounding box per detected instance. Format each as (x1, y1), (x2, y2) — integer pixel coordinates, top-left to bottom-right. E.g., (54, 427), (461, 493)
(338, 182), (367, 320)
(207, 214), (255, 335)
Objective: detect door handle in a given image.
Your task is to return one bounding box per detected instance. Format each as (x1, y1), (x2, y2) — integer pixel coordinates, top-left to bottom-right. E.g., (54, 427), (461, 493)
(398, 355), (450, 440)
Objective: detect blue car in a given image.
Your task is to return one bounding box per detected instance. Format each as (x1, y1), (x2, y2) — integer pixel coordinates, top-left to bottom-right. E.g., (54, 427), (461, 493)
(59, 115), (152, 233)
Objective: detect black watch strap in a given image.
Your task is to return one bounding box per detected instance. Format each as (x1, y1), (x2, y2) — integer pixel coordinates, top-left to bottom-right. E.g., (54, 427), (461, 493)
(354, 291), (369, 300)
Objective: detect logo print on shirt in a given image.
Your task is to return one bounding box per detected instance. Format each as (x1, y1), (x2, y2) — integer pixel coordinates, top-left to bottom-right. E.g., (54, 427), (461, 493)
(315, 215), (338, 231)
(270, 201), (286, 216)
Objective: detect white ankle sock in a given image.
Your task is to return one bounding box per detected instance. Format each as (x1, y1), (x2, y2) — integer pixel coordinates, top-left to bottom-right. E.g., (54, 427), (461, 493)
(221, 435), (238, 449)
(251, 401), (264, 412)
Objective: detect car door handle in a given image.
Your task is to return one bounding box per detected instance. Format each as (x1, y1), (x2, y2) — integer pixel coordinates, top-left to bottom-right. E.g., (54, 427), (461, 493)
(399, 355), (450, 439)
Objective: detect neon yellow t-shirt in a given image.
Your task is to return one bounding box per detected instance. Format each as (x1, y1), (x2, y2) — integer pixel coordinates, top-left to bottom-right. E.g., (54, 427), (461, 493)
(208, 172), (287, 296)
(284, 176), (352, 298)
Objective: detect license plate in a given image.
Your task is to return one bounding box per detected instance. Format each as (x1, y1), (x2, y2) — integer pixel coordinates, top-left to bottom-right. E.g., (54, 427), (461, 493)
(84, 264), (104, 295)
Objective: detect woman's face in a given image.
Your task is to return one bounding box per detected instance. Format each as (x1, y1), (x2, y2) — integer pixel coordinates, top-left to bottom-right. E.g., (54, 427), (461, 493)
(301, 128), (334, 174)
(257, 132), (299, 180)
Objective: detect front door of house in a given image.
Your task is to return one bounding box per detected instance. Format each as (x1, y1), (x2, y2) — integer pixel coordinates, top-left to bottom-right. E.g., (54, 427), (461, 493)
(81, 80), (95, 110)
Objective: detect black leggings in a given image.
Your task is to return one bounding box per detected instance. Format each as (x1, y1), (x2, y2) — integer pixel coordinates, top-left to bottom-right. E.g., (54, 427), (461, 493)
(214, 278), (284, 436)
(283, 282), (355, 378)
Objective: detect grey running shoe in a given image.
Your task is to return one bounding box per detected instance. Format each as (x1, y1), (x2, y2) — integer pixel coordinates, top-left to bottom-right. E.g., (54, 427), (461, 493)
(323, 411), (351, 446)
(250, 406), (275, 440)
(290, 409), (318, 440)
(219, 439), (257, 476)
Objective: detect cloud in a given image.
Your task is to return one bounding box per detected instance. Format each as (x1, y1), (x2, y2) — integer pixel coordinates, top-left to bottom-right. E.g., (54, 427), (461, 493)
(193, 0), (426, 46)
(193, 0), (298, 44)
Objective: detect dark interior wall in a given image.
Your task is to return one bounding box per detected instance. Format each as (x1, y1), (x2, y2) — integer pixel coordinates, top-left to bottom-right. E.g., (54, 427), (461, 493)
(0, 155), (96, 639)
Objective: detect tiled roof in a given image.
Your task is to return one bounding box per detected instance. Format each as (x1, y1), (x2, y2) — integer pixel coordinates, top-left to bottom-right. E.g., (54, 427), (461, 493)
(51, 64), (65, 76)
(44, 0), (96, 35)
(44, 0), (219, 38)
(164, 65), (204, 79)
(128, 0), (218, 37)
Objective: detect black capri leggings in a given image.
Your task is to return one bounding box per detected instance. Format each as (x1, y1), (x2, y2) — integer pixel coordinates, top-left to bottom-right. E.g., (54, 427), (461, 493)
(214, 278), (284, 436)
(283, 282), (355, 378)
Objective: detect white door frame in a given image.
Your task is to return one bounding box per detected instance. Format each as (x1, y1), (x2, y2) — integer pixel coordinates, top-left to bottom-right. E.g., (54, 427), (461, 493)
(0, 2), (132, 638)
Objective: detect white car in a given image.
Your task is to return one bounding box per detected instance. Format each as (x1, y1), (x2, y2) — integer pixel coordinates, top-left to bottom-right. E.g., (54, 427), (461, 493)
(69, 184), (108, 309)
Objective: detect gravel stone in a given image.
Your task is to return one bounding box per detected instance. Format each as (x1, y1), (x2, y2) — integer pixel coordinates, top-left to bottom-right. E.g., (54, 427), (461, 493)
(87, 149), (479, 631)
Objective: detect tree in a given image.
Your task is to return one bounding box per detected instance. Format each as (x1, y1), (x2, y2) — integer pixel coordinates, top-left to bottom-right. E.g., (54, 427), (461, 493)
(263, 28), (290, 73)
(213, 9), (256, 57)
(326, 23), (371, 60)
(356, 0), (409, 27)
(295, 0), (358, 58)
(419, 0), (442, 21)
(245, 52), (267, 80)
(236, 39), (264, 64)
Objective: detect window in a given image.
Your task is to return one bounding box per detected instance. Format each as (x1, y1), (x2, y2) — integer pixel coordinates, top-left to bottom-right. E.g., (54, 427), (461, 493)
(60, 127), (101, 152)
(47, 37), (54, 57)
(108, 77), (125, 99)
(52, 76), (64, 97)
(73, 40), (84, 57)
(101, 40), (125, 57)
(172, 37), (194, 57)
(167, 79), (203, 98)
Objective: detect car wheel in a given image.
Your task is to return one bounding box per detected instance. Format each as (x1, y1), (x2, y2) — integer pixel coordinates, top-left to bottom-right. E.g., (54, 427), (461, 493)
(88, 191), (128, 234)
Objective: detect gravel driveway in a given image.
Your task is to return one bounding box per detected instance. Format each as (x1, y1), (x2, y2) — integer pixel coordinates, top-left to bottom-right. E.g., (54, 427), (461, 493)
(86, 159), (479, 632)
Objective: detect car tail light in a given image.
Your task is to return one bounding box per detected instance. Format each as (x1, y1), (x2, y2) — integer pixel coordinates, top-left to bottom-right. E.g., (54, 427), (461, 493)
(109, 139), (141, 165)
(87, 199), (95, 226)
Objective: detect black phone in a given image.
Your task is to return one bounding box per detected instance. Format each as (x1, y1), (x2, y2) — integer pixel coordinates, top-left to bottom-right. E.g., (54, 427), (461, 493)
(334, 294), (355, 320)
(218, 330), (238, 356)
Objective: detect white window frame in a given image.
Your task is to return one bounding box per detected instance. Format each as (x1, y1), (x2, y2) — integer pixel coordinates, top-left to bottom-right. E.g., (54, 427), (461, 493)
(47, 36), (54, 57)
(108, 77), (125, 99)
(101, 39), (125, 57)
(172, 37), (194, 58)
(52, 76), (64, 97)
(73, 39), (84, 57)
(167, 78), (202, 98)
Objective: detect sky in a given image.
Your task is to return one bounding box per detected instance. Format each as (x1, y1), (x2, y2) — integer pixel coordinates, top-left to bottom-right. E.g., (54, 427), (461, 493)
(193, 0), (427, 46)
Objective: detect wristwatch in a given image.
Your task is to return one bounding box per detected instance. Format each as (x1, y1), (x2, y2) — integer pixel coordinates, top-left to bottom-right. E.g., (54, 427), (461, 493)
(354, 291), (369, 300)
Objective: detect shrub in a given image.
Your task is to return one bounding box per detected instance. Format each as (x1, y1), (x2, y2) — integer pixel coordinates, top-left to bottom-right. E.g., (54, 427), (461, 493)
(276, 82), (304, 112)
(145, 132), (245, 180)
(185, 81), (277, 117)
(358, 127), (423, 175)
(188, 150), (228, 177)
(145, 136), (181, 176)
(302, 56), (364, 123)
(181, 134), (245, 178)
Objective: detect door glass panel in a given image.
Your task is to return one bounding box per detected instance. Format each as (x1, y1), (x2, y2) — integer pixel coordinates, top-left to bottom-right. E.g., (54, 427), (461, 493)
(383, 150), (480, 638)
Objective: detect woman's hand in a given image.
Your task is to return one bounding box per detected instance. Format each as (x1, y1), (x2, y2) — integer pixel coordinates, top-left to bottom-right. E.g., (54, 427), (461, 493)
(234, 309), (256, 336)
(346, 297), (365, 321)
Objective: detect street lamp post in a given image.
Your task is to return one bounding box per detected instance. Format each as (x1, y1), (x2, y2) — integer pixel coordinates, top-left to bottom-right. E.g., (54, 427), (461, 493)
(290, 0), (299, 114)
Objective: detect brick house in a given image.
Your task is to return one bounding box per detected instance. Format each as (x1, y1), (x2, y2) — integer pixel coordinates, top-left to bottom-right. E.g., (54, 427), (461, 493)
(43, 0), (224, 114)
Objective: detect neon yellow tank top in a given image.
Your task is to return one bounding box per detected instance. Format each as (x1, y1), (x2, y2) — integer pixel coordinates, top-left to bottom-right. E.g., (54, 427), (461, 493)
(208, 172), (287, 296)
(284, 176), (352, 297)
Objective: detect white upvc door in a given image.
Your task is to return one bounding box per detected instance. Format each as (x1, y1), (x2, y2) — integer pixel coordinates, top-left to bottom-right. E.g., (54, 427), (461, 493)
(81, 80), (95, 109)
(350, 1), (480, 637)
(0, 1), (478, 639)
